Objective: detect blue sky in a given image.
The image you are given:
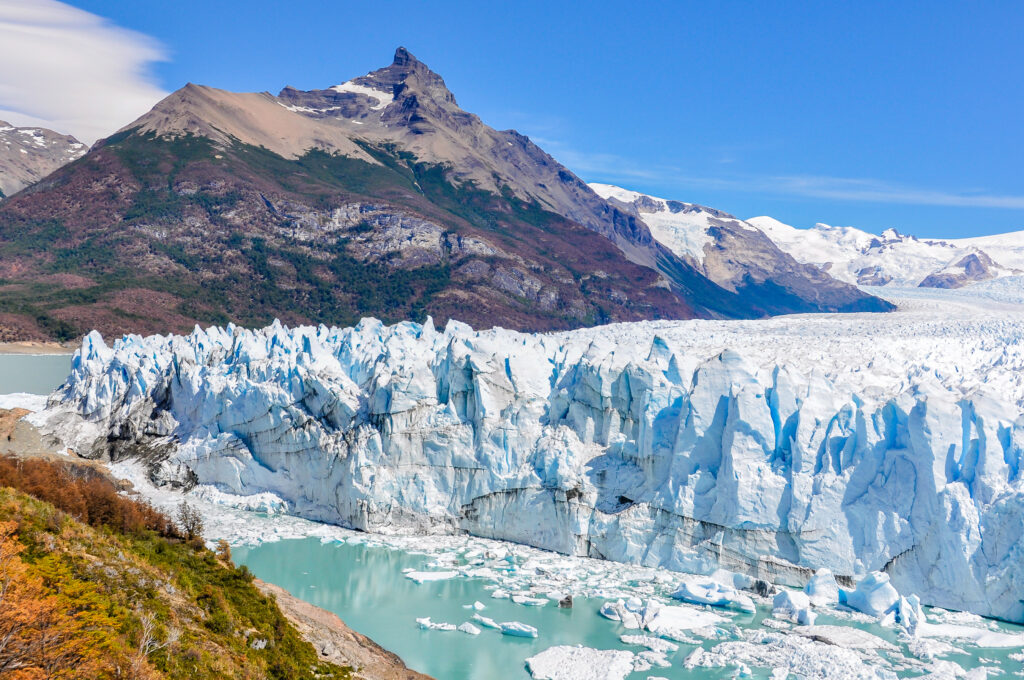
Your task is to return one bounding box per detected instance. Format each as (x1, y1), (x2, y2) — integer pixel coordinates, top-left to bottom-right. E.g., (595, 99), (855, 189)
(5, 1), (1024, 237)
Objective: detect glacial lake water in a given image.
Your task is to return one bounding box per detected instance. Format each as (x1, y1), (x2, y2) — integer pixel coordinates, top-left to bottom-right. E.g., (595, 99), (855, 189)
(234, 537), (1024, 680)
(0, 353), (73, 394)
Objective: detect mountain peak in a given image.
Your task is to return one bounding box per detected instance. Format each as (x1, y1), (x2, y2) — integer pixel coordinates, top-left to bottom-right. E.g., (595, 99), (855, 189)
(364, 47), (456, 108)
(392, 46), (418, 67)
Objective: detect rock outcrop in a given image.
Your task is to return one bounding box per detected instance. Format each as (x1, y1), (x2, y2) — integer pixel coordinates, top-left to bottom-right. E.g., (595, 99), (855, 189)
(0, 120), (85, 197)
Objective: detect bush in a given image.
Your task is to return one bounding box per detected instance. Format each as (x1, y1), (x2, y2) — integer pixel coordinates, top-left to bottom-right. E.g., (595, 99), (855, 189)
(0, 456), (177, 538)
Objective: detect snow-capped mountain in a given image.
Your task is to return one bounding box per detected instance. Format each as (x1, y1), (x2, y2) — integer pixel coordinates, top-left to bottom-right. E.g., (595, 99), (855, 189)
(593, 182), (1024, 291)
(748, 215), (1024, 288)
(0, 48), (893, 343)
(40, 281), (1024, 623)
(591, 183), (891, 314)
(0, 120), (85, 198)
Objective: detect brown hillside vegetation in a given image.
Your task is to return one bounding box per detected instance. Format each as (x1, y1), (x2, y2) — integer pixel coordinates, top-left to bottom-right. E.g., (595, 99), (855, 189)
(0, 454), (354, 679)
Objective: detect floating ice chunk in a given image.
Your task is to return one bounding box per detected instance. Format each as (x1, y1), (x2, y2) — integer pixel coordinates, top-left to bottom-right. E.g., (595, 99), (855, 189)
(415, 617), (456, 631)
(513, 594), (548, 607)
(673, 577), (756, 613)
(792, 625), (897, 651)
(838, 572), (899, 618)
(917, 622), (1024, 648)
(804, 568), (839, 607)
(500, 621), (538, 638)
(685, 629), (898, 679)
(599, 600), (644, 629)
(619, 634), (679, 654)
(472, 613), (500, 629)
(644, 605), (725, 641)
(896, 594), (924, 636)
(405, 570), (459, 584)
(600, 601), (624, 621)
(462, 600), (487, 611)
(491, 588), (510, 599)
(773, 590), (816, 626)
(526, 645), (635, 680)
(634, 650), (671, 670)
(457, 622), (481, 635)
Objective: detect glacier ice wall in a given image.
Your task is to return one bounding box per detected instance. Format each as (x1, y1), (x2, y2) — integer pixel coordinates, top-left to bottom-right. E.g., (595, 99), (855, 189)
(44, 311), (1024, 622)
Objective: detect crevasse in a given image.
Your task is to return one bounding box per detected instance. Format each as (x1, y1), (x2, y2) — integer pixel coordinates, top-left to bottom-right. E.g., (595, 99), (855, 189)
(43, 313), (1024, 622)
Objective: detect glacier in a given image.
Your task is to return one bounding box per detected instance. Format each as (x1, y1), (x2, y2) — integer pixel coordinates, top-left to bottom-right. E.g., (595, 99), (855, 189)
(38, 282), (1024, 623)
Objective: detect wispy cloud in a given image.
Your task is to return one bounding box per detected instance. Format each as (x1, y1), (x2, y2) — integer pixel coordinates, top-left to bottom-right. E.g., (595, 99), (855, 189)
(763, 175), (1024, 210)
(0, 0), (168, 144)
(538, 138), (1024, 211)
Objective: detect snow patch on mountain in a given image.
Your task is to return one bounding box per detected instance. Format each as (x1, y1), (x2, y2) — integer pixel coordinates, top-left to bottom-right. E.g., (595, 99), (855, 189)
(590, 182), (723, 262)
(329, 80), (395, 110)
(748, 215), (1024, 288)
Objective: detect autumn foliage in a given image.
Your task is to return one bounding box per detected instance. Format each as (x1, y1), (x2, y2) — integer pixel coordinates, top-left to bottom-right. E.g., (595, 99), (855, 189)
(0, 453), (353, 679)
(0, 456), (177, 538)
(0, 520), (114, 678)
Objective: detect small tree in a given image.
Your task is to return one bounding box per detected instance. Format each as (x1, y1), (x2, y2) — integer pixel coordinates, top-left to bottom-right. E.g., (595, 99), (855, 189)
(175, 502), (204, 542)
(214, 539), (231, 563)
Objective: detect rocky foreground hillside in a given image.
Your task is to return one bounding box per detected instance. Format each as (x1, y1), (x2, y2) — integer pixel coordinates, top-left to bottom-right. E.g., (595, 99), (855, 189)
(0, 410), (428, 679)
(0, 48), (888, 342)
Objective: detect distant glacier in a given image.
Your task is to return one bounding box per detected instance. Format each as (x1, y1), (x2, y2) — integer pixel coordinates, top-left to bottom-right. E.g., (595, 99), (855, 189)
(41, 283), (1024, 623)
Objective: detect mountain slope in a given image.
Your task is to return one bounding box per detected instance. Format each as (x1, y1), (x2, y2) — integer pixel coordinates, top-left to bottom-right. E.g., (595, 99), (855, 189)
(749, 215), (1024, 288)
(591, 184), (893, 313)
(0, 121), (85, 198)
(0, 453), (358, 679)
(0, 48), (889, 341)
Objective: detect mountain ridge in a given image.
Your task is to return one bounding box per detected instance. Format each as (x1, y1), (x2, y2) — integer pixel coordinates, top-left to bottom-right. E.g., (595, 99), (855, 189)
(0, 120), (86, 198)
(0, 48), (890, 341)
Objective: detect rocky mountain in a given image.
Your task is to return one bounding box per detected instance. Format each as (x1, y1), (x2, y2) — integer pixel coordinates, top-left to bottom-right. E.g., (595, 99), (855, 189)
(590, 184), (892, 314)
(748, 215), (1024, 288)
(0, 48), (890, 341)
(0, 120), (85, 198)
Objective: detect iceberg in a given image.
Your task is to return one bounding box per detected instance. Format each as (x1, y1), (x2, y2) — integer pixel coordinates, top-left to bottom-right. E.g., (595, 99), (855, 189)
(472, 613), (500, 630)
(804, 568), (839, 607)
(404, 570), (458, 584)
(525, 645), (635, 680)
(838, 572), (900, 619)
(416, 617), (456, 631)
(499, 621), (538, 638)
(673, 577), (756, 613)
(457, 622), (481, 635)
(39, 297), (1024, 622)
(773, 590), (816, 626)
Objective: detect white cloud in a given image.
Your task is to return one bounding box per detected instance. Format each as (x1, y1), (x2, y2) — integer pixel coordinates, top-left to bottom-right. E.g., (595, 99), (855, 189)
(539, 138), (1024, 211)
(0, 0), (167, 144)
(765, 175), (1024, 210)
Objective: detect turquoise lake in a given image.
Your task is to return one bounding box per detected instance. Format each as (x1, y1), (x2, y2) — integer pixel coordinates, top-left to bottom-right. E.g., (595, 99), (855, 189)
(234, 537), (1024, 680)
(0, 353), (73, 394)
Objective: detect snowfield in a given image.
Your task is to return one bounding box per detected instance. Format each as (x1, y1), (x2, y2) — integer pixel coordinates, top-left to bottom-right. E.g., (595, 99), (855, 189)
(37, 279), (1024, 625)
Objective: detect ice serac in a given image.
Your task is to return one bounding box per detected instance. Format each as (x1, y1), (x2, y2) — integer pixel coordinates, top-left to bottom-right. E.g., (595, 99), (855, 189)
(43, 307), (1024, 623)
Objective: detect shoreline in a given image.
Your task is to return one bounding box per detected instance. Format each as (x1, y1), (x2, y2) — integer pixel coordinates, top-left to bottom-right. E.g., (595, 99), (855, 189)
(0, 341), (76, 355)
(255, 578), (432, 680)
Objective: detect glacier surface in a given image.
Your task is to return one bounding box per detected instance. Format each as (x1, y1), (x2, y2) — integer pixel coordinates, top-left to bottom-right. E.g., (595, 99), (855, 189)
(39, 283), (1024, 622)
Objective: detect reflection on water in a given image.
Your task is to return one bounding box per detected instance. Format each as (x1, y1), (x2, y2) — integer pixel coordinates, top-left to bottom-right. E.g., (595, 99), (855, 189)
(235, 537), (1024, 680)
(235, 537), (684, 680)
(0, 354), (72, 394)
